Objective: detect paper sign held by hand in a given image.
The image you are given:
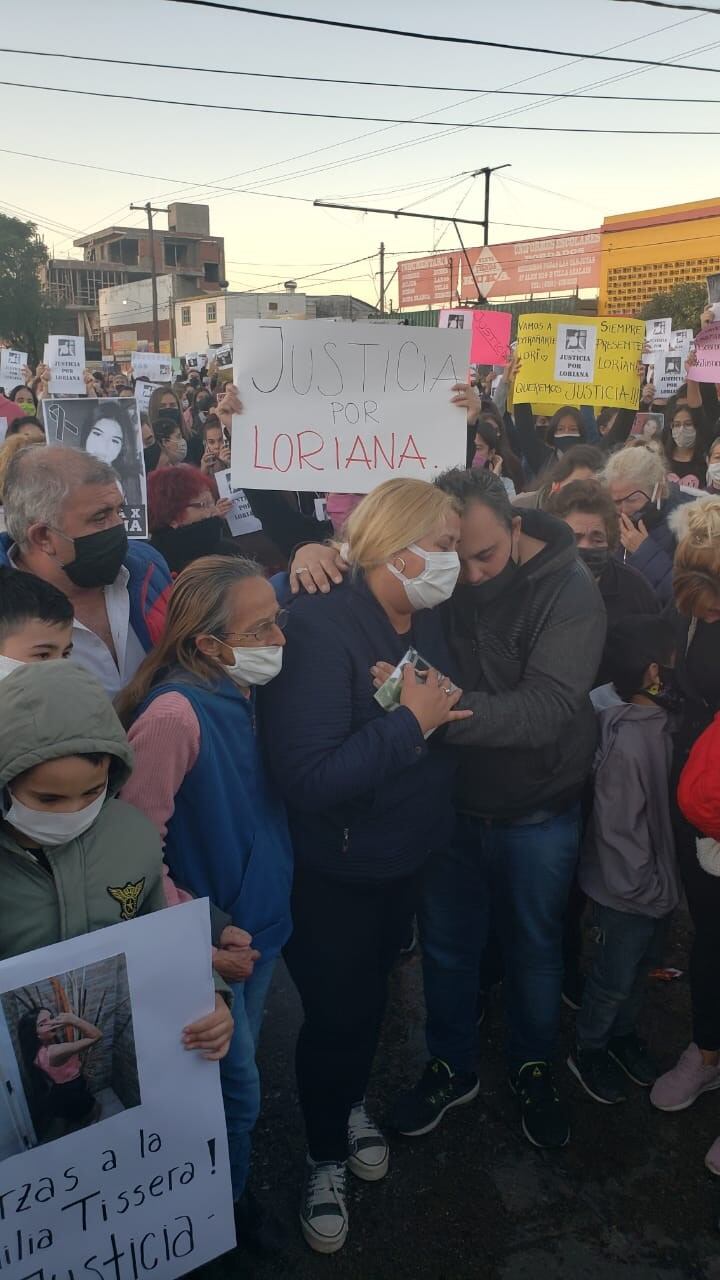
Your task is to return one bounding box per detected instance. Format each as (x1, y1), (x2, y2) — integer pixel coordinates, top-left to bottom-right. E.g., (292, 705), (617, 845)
(688, 321), (720, 384)
(47, 335), (86, 396)
(231, 319), (472, 493)
(439, 309), (512, 366)
(0, 349), (27, 388)
(514, 314), (644, 411)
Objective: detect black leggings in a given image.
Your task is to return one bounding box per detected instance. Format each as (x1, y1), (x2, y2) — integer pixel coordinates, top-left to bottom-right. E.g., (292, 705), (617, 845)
(675, 816), (720, 1052)
(284, 865), (418, 1162)
(48, 1076), (95, 1123)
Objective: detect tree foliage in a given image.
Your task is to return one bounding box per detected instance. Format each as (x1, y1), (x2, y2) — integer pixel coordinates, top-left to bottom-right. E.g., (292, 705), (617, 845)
(0, 214), (66, 363)
(639, 281), (707, 333)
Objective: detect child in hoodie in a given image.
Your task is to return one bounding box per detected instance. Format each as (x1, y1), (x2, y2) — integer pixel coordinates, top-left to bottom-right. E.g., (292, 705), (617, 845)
(0, 660), (232, 1061)
(568, 615), (681, 1106)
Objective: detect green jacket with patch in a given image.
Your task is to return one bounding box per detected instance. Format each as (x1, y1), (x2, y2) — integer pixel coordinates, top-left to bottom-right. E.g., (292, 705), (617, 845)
(0, 661), (166, 959)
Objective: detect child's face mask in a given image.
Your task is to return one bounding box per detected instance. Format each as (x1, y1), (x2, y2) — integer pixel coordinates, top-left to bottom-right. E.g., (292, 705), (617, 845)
(3, 786), (108, 846)
(0, 655), (25, 682)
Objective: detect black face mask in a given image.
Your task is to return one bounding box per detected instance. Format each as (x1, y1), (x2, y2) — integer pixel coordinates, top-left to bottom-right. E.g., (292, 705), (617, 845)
(144, 441), (162, 472)
(578, 546), (610, 579)
(60, 524), (128, 589)
(158, 516), (224, 571)
(632, 499), (664, 532)
(158, 406), (181, 426)
(458, 554), (518, 608)
(641, 667), (684, 715)
(554, 434), (582, 454)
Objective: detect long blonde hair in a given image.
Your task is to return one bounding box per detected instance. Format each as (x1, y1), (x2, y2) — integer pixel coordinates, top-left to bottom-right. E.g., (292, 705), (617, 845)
(344, 479), (458, 571)
(672, 496), (720, 617)
(116, 555), (261, 725)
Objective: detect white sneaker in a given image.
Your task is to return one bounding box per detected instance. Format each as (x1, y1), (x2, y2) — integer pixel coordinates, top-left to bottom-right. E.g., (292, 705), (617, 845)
(348, 1100), (389, 1182)
(300, 1157), (348, 1254)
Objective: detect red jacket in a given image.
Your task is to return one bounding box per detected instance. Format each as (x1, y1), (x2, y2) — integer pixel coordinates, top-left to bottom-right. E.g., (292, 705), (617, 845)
(678, 711), (720, 839)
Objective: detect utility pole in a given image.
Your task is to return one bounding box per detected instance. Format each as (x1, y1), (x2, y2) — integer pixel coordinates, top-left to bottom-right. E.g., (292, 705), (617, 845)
(470, 165), (511, 246)
(379, 241), (386, 315)
(130, 202), (169, 353)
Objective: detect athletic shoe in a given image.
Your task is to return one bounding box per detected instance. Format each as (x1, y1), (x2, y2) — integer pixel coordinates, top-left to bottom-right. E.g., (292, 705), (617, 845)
(509, 1061), (571, 1148)
(391, 1058), (479, 1137)
(567, 1045), (627, 1105)
(650, 1043), (720, 1112)
(705, 1135), (720, 1177)
(608, 1033), (658, 1087)
(347, 1101), (389, 1182)
(561, 969), (585, 1012)
(299, 1158), (348, 1255)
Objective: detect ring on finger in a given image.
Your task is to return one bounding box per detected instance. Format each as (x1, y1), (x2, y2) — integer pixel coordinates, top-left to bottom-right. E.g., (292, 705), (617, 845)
(295, 567), (310, 574)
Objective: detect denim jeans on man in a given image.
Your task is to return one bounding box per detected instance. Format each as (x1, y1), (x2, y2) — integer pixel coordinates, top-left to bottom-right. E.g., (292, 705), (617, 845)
(419, 806), (580, 1073)
(220, 959), (276, 1200)
(576, 901), (669, 1051)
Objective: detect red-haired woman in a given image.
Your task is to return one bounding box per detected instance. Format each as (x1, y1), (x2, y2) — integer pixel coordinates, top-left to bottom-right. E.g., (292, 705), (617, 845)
(148, 464), (233, 575)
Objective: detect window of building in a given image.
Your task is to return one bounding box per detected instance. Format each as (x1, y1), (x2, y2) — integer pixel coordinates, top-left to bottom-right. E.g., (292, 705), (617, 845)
(268, 301), (278, 311)
(164, 240), (189, 268)
(181, 306), (191, 326)
(203, 262), (220, 284)
(206, 302), (217, 323)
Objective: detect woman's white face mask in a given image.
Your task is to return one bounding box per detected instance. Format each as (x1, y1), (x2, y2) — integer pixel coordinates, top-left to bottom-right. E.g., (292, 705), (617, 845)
(3, 786), (108, 847)
(387, 544), (460, 610)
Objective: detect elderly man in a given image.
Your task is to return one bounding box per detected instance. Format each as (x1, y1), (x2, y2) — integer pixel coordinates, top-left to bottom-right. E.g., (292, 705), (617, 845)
(0, 446), (170, 695)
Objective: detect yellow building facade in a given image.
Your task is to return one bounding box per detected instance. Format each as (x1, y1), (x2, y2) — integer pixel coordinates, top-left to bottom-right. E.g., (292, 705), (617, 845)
(599, 197), (720, 316)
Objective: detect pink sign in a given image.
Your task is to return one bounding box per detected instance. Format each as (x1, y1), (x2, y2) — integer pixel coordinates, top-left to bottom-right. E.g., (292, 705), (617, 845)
(439, 309), (512, 365)
(688, 322), (720, 383)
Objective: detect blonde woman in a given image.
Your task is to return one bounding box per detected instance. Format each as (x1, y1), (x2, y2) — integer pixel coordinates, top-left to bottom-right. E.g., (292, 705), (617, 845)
(651, 499), (720, 1133)
(603, 444), (695, 605)
(261, 477), (470, 1255)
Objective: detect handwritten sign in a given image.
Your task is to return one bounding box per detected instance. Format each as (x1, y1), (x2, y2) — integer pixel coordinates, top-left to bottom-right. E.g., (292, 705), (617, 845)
(654, 352), (685, 399)
(688, 321), (720, 384)
(0, 350), (27, 389)
(47, 335), (86, 396)
(131, 353), (172, 383)
(0, 901), (234, 1279)
(214, 468), (263, 536)
(231, 319), (471, 493)
(439, 309), (512, 365)
(514, 314), (644, 411)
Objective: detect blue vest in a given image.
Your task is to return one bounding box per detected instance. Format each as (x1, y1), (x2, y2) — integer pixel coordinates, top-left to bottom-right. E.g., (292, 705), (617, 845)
(138, 674), (293, 958)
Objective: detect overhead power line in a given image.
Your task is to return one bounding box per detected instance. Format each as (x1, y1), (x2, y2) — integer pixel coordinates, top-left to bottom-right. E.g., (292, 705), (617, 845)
(7, 79), (720, 134)
(612, 2), (720, 12)
(3, 46), (720, 102)
(163, 0), (720, 72)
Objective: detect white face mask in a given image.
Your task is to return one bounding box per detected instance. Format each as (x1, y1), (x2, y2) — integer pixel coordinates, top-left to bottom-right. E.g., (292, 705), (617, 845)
(225, 645), (284, 687)
(708, 462), (720, 488)
(672, 425), (696, 450)
(0, 654), (25, 682)
(387, 544), (460, 610)
(171, 438), (188, 462)
(3, 785), (108, 847)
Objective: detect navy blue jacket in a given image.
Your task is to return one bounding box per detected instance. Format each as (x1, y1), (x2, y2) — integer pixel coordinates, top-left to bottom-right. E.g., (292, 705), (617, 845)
(261, 577), (458, 882)
(615, 486), (695, 606)
(137, 674), (293, 959)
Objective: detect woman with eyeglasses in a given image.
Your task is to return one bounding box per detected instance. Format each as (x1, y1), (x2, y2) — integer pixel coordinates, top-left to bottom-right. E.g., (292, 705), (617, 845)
(147, 464), (234, 575)
(117, 555), (293, 1249)
(603, 444), (696, 605)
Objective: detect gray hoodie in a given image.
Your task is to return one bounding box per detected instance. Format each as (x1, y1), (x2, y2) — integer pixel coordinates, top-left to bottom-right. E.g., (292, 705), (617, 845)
(579, 700), (681, 918)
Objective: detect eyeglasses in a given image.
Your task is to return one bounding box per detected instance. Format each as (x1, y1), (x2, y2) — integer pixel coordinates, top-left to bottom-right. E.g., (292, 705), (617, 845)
(225, 609), (289, 644)
(186, 499), (216, 513)
(613, 490), (649, 509)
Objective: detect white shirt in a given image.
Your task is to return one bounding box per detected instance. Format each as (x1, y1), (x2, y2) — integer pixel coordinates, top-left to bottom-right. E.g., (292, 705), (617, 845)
(8, 550), (146, 697)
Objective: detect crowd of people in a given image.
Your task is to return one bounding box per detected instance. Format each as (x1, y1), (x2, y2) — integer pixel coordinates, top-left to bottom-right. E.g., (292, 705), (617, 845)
(0, 303), (719, 1260)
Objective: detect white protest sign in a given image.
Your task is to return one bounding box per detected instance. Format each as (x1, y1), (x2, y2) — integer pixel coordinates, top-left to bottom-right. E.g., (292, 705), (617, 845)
(670, 328), (694, 354)
(0, 419), (7, 445)
(47, 335), (86, 395)
(185, 353), (203, 370)
(131, 352), (172, 383)
(0, 900), (235, 1278)
(654, 352), (686, 399)
(213, 344), (233, 370)
(42, 397), (149, 538)
(643, 317), (672, 362)
(134, 381), (158, 415)
(231, 319), (472, 493)
(214, 469), (262, 536)
(553, 323), (598, 383)
(0, 350), (27, 389)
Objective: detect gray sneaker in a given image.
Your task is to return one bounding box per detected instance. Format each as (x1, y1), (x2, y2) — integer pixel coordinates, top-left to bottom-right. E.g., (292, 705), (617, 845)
(300, 1157), (348, 1254)
(348, 1101), (389, 1181)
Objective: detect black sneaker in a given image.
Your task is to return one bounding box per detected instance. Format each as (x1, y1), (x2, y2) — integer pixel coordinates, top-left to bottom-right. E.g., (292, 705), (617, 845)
(391, 1058), (479, 1137)
(608, 1033), (659, 1087)
(509, 1061), (571, 1148)
(567, 1044), (628, 1105)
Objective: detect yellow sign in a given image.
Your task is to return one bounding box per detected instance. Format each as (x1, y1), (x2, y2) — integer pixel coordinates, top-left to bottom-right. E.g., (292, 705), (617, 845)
(514, 313), (644, 411)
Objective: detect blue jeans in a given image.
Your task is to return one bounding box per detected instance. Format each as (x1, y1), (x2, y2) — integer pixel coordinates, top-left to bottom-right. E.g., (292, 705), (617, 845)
(576, 902), (669, 1052)
(420, 807), (580, 1073)
(220, 959), (275, 1200)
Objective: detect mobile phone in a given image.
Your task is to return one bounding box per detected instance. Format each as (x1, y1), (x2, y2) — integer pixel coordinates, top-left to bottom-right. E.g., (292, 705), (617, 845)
(374, 648), (431, 712)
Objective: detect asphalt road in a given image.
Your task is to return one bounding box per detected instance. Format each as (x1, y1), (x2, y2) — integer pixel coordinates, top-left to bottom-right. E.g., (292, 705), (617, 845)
(194, 912), (720, 1280)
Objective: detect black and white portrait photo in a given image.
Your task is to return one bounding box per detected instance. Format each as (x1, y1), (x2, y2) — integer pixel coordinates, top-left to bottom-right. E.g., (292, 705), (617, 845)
(42, 397), (148, 537)
(565, 329), (588, 352)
